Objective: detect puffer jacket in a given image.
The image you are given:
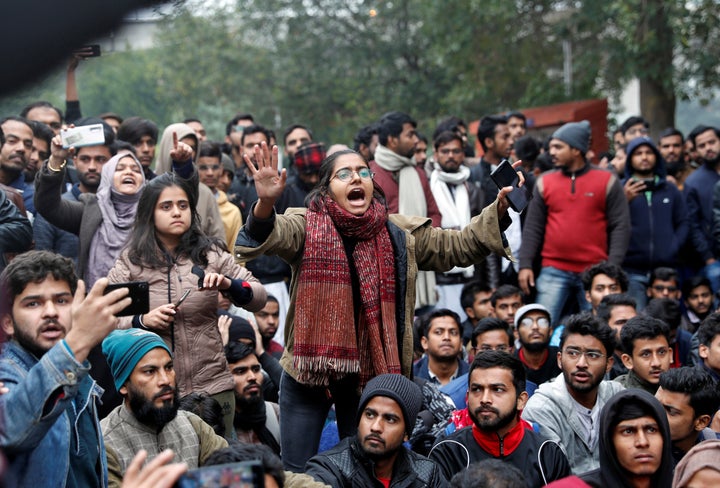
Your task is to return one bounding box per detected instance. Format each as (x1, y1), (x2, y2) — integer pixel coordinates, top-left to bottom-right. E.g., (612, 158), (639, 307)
(305, 436), (448, 488)
(235, 200), (511, 382)
(108, 247), (266, 397)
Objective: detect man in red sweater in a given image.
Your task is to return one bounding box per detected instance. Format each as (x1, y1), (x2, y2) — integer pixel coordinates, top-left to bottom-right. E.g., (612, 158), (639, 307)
(518, 120), (630, 327)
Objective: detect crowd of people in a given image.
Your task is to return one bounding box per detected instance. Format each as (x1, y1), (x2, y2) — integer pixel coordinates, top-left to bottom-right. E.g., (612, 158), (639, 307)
(1, 82), (720, 488)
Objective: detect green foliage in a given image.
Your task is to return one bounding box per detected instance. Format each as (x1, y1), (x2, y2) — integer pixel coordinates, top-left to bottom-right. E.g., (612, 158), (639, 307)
(0, 0), (718, 140)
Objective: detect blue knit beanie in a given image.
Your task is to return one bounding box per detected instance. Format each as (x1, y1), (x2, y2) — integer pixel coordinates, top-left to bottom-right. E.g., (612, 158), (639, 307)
(552, 120), (591, 153)
(102, 329), (171, 391)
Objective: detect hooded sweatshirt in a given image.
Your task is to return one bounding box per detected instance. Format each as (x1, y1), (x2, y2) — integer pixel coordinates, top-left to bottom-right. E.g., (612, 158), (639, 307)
(580, 389), (673, 488)
(622, 137), (688, 274)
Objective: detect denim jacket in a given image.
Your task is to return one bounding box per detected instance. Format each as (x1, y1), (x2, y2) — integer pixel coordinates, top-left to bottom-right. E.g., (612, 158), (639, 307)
(0, 340), (108, 487)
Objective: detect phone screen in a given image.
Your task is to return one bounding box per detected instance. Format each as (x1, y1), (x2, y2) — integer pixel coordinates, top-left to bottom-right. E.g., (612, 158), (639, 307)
(175, 461), (264, 488)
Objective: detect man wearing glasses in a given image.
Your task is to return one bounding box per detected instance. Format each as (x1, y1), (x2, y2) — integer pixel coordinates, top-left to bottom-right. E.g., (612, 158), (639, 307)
(522, 312), (623, 474)
(513, 304), (560, 386)
(429, 130), (486, 320)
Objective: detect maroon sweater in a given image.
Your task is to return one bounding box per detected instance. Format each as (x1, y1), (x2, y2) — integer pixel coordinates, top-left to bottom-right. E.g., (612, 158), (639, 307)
(519, 164), (630, 273)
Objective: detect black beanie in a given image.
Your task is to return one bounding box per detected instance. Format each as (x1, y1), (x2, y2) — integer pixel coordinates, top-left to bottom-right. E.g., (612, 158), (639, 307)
(357, 374), (423, 435)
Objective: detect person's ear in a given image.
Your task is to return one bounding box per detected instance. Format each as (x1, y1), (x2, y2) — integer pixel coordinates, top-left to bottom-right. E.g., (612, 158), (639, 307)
(699, 344), (709, 360)
(557, 350), (562, 369)
(420, 336), (429, 352)
(694, 414), (712, 432)
(605, 354), (615, 373)
(465, 307), (476, 320)
(119, 385), (128, 396)
(0, 314), (14, 337)
(516, 391), (529, 411)
(620, 353), (634, 370)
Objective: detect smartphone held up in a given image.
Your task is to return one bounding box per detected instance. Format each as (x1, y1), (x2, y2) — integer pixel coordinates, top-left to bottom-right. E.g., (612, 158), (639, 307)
(490, 159), (532, 213)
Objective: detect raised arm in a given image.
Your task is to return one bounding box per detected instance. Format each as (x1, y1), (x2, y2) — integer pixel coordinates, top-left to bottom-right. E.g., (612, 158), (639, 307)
(245, 142), (286, 219)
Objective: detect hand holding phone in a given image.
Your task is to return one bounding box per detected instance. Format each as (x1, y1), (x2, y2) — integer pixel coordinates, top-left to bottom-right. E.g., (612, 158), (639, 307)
(104, 281), (150, 317)
(490, 159), (532, 213)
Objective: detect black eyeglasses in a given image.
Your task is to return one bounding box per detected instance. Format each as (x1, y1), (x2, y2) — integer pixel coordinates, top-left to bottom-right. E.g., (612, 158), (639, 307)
(332, 168), (374, 181)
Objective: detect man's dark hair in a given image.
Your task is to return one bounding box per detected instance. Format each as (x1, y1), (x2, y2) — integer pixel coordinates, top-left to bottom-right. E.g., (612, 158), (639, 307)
(471, 318), (513, 349)
(178, 392), (225, 438)
(560, 312), (616, 356)
(643, 298), (682, 331)
(99, 112), (124, 125)
(225, 113), (255, 136)
(0, 116), (33, 133)
(610, 394), (659, 428)
(450, 458), (526, 488)
(0, 251), (78, 316)
(513, 135), (541, 163)
(377, 111), (416, 146)
(649, 267), (679, 285)
(183, 117), (201, 125)
(682, 275), (712, 299)
(19, 101), (63, 122)
(205, 442), (284, 488)
(114, 141), (137, 155)
(506, 111), (527, 123)
(689, 125), (720, 146)
(353, 123), (378, 151)
(433, 130), (463, 151)
(29, 119), (53, 145)
(581, 261), (629, 292)
(460, 281), (493, 310)
(469, 351), (526, 399)
(198, 141), (222, 160)
(240, 124), (270, 147)
(432, 116), (466, 142)
(490, 284), (522, 308)
(597, 293), (637, 325)
(282, 124), (313, 145)
(0, 125), (4, 146)
(476, 115), (508, 152)
(620, 115), (649, 136)
(224, 341), (256, 363)
(697, 312), (720, 347)
(620, 316), (670, 355)
(420, 308), (461, 338)
(659, 367), (720, 419)
(117, 116), (158, 145)
(658, 127), (684, 143)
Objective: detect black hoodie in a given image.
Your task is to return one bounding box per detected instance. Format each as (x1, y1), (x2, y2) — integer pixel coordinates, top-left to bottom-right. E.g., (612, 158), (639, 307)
(581, 389), (673, 488)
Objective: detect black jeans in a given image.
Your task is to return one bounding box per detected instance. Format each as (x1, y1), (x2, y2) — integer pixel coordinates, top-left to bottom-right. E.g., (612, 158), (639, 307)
(279, 371), (360, 472)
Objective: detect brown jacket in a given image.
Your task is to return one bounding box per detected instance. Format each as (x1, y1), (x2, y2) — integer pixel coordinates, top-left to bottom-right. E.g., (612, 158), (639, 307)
(108, 247), (266, 396)
(235, 200), (511, 382)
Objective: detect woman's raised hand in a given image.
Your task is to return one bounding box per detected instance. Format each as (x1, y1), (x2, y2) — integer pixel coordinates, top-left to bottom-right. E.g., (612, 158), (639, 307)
(245, 142), (286, 215)
(142, 303), (177, 330)
(169, 132), (193, 163)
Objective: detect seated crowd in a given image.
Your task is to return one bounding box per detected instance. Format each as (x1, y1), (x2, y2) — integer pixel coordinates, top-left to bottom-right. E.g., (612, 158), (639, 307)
(1, 98), (720, 488)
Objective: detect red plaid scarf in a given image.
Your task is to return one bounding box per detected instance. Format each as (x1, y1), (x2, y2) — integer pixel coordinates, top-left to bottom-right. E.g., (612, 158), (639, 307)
(293, 195), (400, 386)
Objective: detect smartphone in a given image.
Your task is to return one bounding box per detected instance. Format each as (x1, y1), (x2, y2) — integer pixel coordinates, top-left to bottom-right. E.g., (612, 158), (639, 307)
(490, 159), (532, 213)
(74, 44), (101, 57)
(174, 289), (192, 308)
(639, 178), (656, 192)
(174, 460), (264, 488)
(104, 281), (150, 317)
(60, 124), (105, 149)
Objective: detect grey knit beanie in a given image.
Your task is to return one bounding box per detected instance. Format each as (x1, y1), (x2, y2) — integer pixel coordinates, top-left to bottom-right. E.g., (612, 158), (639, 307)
(552, 120), (591, 153)
(357, 374), (423, 435)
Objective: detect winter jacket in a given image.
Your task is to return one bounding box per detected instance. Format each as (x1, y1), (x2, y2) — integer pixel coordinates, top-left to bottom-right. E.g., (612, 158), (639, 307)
(235, 200), (511, 382)
(0, 188), (32, 270)
(412, 356), (469, 385)
(0, 340), (108, 488)
(34, 161), (106, 282)
(429, 424), (571, 487)
(622, 137), (688, 273)
(306, 436), (448, 488)
(108, 247), (266, 397)
(522, 373), (624, 474)
(580, 389), (673, 488)
(685, 163), (720, 262)
(519, 163), (630, 273)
